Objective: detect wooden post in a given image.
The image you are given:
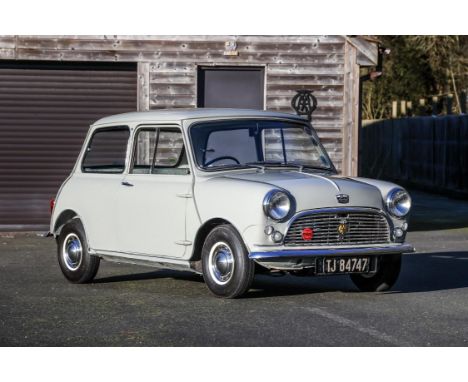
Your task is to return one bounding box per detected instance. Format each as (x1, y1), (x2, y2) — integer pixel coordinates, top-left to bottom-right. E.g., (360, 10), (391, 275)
(392, 101), (398, 118)
(137, 62), (150, 111)
(342, 41), (360, 176)
(432, 96), (439, 115)
(400, 100), (407, 117)
(446, 94), (453, 115)
(406, 101), (413, 116)
(417, 98), (427, 116)
(461, 91), (467, 114)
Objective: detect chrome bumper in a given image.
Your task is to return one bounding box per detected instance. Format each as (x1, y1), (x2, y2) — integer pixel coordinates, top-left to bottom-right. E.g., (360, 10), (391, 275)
(249, 243), (414, 270)
(249, 243), (415, 260)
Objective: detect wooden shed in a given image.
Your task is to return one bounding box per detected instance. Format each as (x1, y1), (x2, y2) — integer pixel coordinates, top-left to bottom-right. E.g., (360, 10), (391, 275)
(0, 35), (378, 230)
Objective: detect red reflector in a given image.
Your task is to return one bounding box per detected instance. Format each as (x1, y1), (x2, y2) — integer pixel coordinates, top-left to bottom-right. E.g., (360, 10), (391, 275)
(302, 227), (314, 241)
(50, 199), (55, 214)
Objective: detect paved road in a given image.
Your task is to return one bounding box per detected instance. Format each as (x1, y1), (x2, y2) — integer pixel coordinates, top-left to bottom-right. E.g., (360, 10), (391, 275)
(1, 190), (468, 346)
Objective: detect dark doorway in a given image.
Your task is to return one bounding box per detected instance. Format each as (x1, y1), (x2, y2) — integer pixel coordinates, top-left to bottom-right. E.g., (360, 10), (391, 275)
(197, 66), (264, 109)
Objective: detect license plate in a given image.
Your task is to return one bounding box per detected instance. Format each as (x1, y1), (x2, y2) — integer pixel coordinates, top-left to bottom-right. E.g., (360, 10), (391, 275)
(320, 256), (372, 275)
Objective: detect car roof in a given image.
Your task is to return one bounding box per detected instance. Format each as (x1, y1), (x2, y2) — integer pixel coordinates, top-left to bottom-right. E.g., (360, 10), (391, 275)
(92, 108), (306, 126)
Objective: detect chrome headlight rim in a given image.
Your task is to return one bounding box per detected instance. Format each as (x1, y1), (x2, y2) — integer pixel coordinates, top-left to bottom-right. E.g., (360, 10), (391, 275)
(386, 188), (411, 218)
(263, 189), (295, 222)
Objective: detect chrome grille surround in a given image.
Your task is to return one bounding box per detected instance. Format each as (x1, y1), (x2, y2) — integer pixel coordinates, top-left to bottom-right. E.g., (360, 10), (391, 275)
(284, 208), (391, 247)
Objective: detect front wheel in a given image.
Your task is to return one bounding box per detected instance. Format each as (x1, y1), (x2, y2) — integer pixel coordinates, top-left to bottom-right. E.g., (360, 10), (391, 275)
(201, 225), (255, 298)
(350, 254), (401, 292)
(57, 219), (100, 284)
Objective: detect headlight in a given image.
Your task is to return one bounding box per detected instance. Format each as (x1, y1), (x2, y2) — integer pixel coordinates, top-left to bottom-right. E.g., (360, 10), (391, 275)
(263, 190), (293, 221)
(386, 188), (411, 218)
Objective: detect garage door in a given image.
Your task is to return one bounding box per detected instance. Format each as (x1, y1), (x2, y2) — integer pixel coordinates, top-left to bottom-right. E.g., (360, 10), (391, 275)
(0, 61), (137, 231)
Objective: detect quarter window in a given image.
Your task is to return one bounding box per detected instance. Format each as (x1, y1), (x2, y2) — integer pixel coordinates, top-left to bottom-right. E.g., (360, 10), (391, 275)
(82, 127), (129, 173)
(155, 130), (185, 167)
(133, 129), (157, 173)
(132, 127), (188, 175)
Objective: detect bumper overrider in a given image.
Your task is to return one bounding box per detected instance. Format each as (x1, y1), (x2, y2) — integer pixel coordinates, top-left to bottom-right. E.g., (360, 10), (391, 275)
(249, 243), (415, 271)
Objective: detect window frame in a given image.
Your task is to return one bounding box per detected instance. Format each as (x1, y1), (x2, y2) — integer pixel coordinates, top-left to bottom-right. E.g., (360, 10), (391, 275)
(81, 125), (130, 174)
(130, 125), (189, 175)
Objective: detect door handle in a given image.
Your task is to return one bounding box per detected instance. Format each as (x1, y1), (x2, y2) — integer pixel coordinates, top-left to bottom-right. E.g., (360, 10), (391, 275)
(121, 181), (134, 187)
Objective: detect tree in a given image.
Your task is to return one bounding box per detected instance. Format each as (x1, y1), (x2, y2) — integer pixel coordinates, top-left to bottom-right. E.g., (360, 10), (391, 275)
(408, 36), (468, 112)
(362, 35), (468, 120)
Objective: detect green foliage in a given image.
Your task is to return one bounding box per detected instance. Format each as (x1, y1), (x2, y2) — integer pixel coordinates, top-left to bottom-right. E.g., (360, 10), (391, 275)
(362, 35), (468, 120)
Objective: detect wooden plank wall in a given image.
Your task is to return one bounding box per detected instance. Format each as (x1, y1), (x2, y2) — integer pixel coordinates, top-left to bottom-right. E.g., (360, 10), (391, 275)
(342, 42), (360, 176)
(0, 35), (352, 172)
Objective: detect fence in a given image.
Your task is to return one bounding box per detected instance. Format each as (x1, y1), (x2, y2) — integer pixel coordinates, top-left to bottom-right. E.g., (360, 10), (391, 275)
(359, 115), (468, 196)
(387, 91), (467, 119)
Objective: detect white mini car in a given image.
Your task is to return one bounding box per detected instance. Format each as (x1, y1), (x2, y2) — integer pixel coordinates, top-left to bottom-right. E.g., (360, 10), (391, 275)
(50, 109), (414, 298)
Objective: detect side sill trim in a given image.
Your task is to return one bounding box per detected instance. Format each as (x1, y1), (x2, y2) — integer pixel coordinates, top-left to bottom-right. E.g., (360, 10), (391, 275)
(249, 244), (415, 260)
(97, 252), (200, 273)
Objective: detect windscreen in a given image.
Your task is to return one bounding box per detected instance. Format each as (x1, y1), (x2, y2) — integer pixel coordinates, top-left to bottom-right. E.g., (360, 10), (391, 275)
(189, 119), (334, 171)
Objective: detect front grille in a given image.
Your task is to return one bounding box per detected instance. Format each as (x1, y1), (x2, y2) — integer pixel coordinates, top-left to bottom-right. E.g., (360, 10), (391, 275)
(284, 209), (391, 247)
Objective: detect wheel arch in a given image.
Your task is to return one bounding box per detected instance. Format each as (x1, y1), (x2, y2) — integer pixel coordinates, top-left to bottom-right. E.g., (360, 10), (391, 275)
(53, 209), (84, 236)
(189, 217), (245, 262)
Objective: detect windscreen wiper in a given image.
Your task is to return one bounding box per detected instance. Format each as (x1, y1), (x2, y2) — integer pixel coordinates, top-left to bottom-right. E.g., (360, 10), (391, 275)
(245, 161), (333, 173)
(297, 164), (335, 173)
(244, 161), (295, 171)
(203, 163), (250, 171)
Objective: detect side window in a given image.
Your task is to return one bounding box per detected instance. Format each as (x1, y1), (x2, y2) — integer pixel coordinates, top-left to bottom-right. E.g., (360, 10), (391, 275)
(131, 127), (188, 175)
(133, 129), (157, 174)
(82, 127), (129, 173)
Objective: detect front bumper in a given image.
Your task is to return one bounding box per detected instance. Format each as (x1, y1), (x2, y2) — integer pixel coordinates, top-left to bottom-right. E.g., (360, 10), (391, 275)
(249, 243), (415, 270)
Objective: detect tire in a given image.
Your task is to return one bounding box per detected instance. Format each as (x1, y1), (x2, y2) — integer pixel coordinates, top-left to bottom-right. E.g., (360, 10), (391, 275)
(201, 224), (255, 298)
(57, 219), (100, 284)
(350, 254), (401, 292)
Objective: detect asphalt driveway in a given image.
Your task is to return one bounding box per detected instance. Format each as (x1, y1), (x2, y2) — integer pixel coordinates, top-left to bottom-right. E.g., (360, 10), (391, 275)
(1, 189), (468, 346)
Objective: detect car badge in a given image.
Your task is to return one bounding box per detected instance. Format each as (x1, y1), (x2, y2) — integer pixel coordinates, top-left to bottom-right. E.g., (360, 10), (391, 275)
(336, 194), (349, 204)
(337, 222), (348, 237)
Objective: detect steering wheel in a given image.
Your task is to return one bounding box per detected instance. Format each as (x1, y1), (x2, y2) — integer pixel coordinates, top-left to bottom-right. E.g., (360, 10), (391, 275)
(204, 156), (240, 167)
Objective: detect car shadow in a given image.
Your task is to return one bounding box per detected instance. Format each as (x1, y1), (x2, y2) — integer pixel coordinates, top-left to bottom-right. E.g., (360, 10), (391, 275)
(249, 252), (468, 298)
(246, 275), (354, 298)
(91, 252), (468, 297)
(386, 251), (468, 294)
(93, 267), (353, 297)
(93, 269), (204, 284)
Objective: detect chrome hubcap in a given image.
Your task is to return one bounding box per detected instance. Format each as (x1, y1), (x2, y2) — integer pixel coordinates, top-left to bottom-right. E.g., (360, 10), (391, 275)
(63, 233), (83, 271)
(208, 242), (235, 285)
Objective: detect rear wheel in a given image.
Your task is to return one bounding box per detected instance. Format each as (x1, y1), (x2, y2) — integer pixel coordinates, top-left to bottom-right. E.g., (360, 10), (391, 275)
(201, 225), (255, 298)
(57, 219), (100, 283)
(350, 254), (401, 292)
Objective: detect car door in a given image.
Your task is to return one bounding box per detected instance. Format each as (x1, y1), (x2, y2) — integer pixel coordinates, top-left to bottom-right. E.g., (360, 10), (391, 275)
(78, 126), (131, 252)
(117, 125), (192, 258)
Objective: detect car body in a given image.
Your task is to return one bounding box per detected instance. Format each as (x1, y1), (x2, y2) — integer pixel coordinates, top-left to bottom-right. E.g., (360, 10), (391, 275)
(50, 109), (414, 297)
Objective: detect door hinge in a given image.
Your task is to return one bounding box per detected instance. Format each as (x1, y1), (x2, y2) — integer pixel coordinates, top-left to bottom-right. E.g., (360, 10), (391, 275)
(175, 240), (192, 246)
